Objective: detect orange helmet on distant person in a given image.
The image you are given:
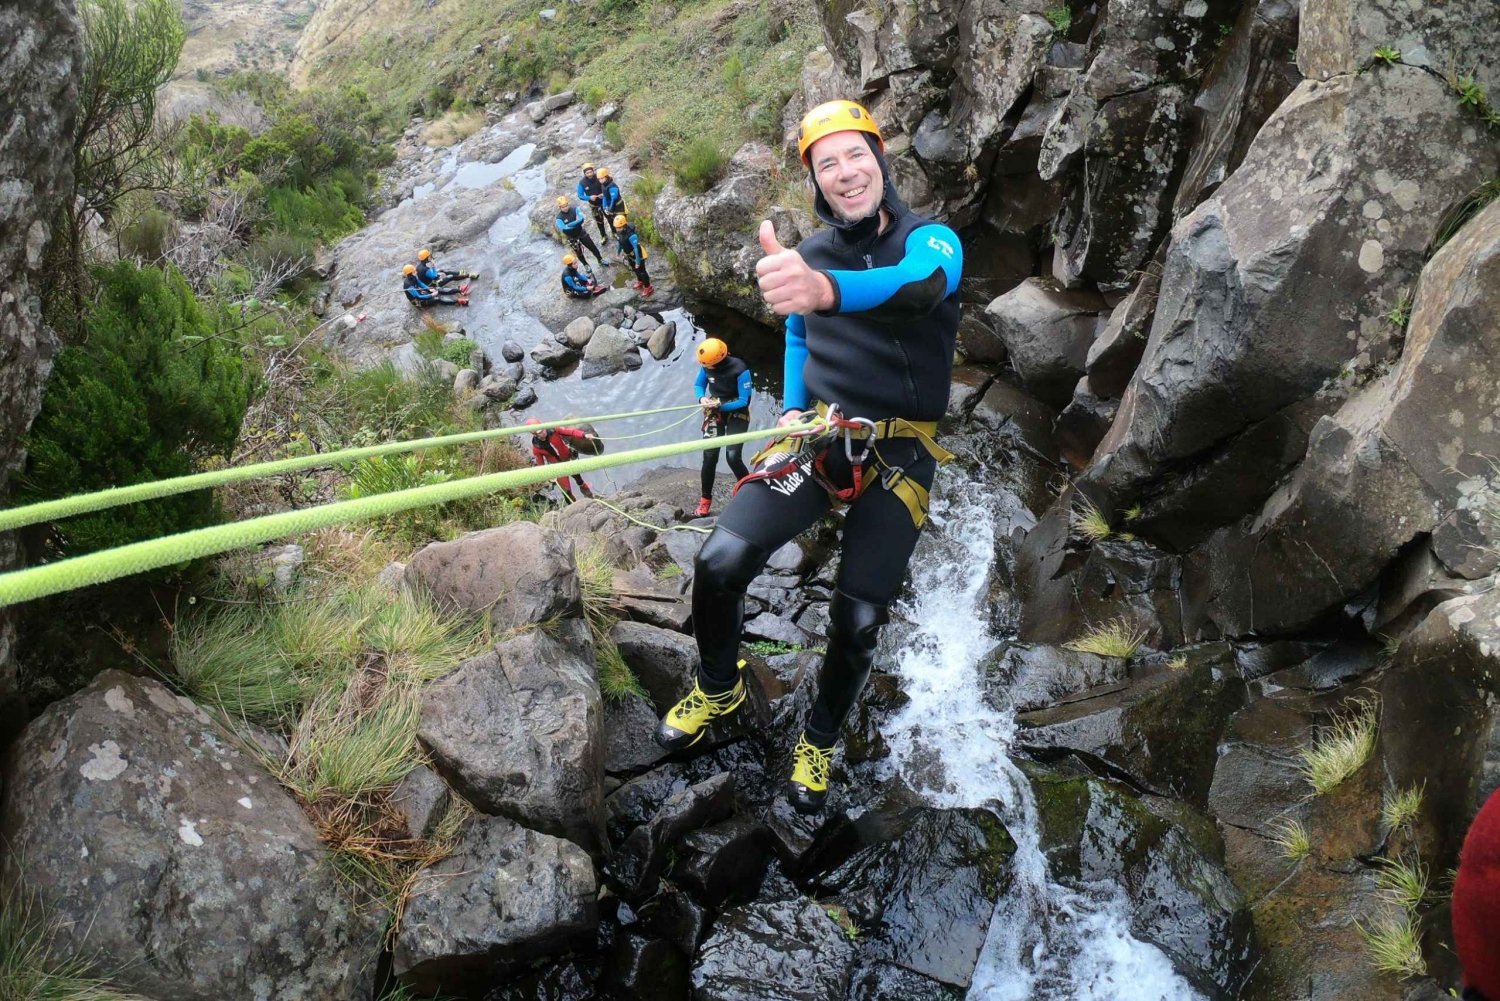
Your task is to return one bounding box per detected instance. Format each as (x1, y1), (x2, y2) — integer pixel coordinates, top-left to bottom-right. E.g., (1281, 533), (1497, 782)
(417, 248), (432, 260)
(556, 196), (569, 208)
(613, 214), (628, 229)
(796, 99), (884, 166)
(403, 264), (417, 275)
(697, 337), (728, 367)
(562, 253), (577, 266)
(598, 167), (611, 180)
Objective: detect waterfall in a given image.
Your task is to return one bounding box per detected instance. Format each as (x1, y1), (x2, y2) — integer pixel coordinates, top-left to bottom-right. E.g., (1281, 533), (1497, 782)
(878, 478), (1203, 1000)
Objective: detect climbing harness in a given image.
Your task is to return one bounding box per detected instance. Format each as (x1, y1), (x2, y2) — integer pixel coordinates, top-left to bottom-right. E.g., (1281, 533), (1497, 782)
(733, 401), (953, 528)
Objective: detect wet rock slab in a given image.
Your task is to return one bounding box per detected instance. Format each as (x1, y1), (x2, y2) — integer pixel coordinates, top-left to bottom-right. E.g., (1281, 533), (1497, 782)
(691, 898), (858, 1001)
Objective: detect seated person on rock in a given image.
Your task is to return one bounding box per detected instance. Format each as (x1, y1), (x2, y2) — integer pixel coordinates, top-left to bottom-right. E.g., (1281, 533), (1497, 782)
(403, 264), (468, 307)
(525, 417), (594, 502)
(415, 247), (475, 288)
(652, 99), (962, 815)
(560, 254), (605, 299)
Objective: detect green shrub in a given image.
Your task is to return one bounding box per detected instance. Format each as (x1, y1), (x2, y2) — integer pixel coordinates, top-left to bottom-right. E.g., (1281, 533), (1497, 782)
(414, 330), (479, 367)
(671, 138), (728, 194)
(19, 261), (256, 556)
(264, 169), (366, 243)
(604, 120), (624, 148)
(116, 203), (177, 260)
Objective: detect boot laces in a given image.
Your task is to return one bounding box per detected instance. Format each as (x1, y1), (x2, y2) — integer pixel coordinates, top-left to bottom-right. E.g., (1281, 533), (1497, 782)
(680, 682), (736, 720)
(794, 737), (832, 786)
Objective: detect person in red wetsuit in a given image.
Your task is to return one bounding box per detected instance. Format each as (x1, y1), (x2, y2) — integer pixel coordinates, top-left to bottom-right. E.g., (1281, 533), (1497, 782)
(1455, 787), (1500, 1000)
(525, 417), (595, 502)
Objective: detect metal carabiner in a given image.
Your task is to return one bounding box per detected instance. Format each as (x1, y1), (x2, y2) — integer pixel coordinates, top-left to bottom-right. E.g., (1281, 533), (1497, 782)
(844, 417), (878, 465)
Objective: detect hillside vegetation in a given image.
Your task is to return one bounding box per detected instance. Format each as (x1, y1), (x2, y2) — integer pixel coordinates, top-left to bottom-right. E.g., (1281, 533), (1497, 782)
(293, 0), (817, 165)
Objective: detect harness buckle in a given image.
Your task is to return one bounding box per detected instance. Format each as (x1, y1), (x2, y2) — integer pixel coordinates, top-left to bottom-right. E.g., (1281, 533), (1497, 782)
(879, 462), (906, 491)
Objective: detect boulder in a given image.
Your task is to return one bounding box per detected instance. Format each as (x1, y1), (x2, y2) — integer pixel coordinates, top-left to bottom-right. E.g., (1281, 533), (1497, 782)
(581, 323), (639, 379)
(603, 693), (668, 775)
(1299, 0), (1500, 95)
(454, 367), (480, 394)
(530, 337), (578, 369)
(954, 304), (1006, 365)
(673, 816), (775, 910)
(393, 813), (596, 995)
(0, 672), (383, 1000)
(806, 805), (1015, 988)
(1028, 762), (1255, 997)
(1084, 67), (1500, 520)
(646, 321), (676, 360)
(691, 898), (858, 1001)
(404, 521), (581, 631)
(393, 763), (450, 841)
(981, 639), (1127, 714)
(419, 620), (605, 852)
(0, 0), (78, 735)
(1182, 199), (1500, 637)
(985, 278), (1107, 408)
(601, 932), (691, 1001)
(501, 339), (526, 362)
(561, 315), (595, 349)
(610, 620), (699, 713)
(607, 772), (735, 900)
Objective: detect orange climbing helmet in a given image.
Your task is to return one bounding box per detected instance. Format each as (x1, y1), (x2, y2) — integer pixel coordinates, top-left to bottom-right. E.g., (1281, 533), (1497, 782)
(796, 99), (884, 165)
(697, 337), (728, 367)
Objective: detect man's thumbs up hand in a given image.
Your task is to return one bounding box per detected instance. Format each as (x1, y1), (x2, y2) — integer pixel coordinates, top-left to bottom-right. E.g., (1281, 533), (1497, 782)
(754, 219), (834, 316)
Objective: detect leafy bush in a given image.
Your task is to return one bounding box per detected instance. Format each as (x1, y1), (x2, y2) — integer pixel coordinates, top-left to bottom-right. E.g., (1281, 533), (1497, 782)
(19, 261), (256, 556)
(116, 202), (177, 260)
(670, 137), (728, 194)
(264, 170), (366, 242)
(414, 329), (480, 368)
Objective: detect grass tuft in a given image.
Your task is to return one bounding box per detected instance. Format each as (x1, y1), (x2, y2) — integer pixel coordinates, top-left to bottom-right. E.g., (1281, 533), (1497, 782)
(1268, 817), (1311, 863)
(1071, 497), (1113, 542)
(1358, 911), (1426, 978)
(1165, 654), (1188, 672)
(1298, 699), (1378, 795)
(1375, 855), (1429, 912)
(0, 880), (146, 999)
(1063, 618), (1147, 659)
(1381, 783), (1425, 833)
(594, 629), (648, 703)
(1044, 5), (1072, 36)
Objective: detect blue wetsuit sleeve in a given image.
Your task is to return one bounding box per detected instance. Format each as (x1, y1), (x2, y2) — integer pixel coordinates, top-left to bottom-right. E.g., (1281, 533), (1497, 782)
(694, 368), (708, 399)
(783, 313), (809, 411)
(563, 273), (587, 292)
(821, 224), (962, 320)
(721, 368), (752, 412)
(576, 180), (588, 202)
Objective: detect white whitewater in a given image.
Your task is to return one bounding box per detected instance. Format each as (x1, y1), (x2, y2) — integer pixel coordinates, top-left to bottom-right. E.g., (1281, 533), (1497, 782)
(878, 480), (1203, 1001)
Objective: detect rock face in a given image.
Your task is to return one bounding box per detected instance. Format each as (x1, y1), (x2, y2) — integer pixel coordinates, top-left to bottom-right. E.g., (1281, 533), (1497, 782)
(1183, 198), (1500, 637)
(0, 671), (383, 999)
(0, 0), (79, 735)
(692, 898), (858, 1001)
(1299, 0), (1500, 95)
(1086, 66), (1500, 527)
(985, 279), (1107, 408)
(404, 521), (582, 631)
(419, 619), (606, 853)
(395, 813), (597, 995)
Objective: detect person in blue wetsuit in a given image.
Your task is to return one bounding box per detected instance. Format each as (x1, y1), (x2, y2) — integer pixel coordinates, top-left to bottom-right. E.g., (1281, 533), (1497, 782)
(576, 162), (611, 241)
(692, 337), (753, 518)
(403, 264), (467, 307)
(414, 248), (475, 288)
(556, 196), (608, 269)
(598, 167), (626, 238)
(653, 99), (962, 815)
(560, 254), (603, 299)
(613, 213), (653, 297)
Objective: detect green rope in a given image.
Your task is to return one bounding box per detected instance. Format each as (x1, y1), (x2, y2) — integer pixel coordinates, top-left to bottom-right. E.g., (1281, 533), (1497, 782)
(588, 409), (701, 441)
(0, 421), (821, 608)
(0, 403), (704, 533)
(589, 496), (712, 535)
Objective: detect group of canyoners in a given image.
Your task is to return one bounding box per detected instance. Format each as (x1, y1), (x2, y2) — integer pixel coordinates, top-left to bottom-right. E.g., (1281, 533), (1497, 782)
(399, 163), (652, 307)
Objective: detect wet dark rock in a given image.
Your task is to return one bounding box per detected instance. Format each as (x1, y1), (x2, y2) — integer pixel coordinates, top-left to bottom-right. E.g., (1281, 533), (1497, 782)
(743, 612), (815, 648)
(1027, 762), (1255, 997)
(981, 639), (1126, 714)
(806, 804), (1015, 988)
(501, 339), (526, 362)
(600, 932), (690, 1001)
(1018, 643), (1249, 806)
(395, 814), (596, 996)
(483, 957), (598, 1001)
(1084, 268), (1159, 399)
(0, 672), (384, 1000)
(966, 377), (1059, 465)
(612, 565), (692, 632)
(635, 883), (713, 958)
(985, 279), (1107, 408)
(1055, 378), (1117, 470)
(673, 816), (773, 909)
(607, 772), (736, 901)
(530, 337), (577, 369)
(691, 898), (857, 1001)
(419, 620), (605, 853)
(609, 619), (697, 714)
(405, 521), (581, 630)
(848, 961), (964, 1001)
(604, 694), (668, 776)
(511, 384), (538, 409)
(1015, 493), (1184, 648)
(581, 324), (639, 379)
(955, 302), (1006, 365)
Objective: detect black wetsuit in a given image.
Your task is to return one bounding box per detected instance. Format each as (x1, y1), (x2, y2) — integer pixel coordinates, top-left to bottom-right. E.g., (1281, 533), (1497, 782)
(557, 207), (606, 267)
(561, 265), (597, 299)
(692, 136), (962, 748)
(616, 222), (651, 288)
(695, 356), (753, 498)
(576, 174), (610, 240)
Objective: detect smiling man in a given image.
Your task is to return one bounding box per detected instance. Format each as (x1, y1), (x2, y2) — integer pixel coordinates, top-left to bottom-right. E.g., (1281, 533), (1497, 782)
(653, 99), (963, 814)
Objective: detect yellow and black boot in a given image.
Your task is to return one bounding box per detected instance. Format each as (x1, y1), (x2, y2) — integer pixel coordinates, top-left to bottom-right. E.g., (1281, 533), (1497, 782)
(654, 664), (746, 751)
(787, 734), (835, 813)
